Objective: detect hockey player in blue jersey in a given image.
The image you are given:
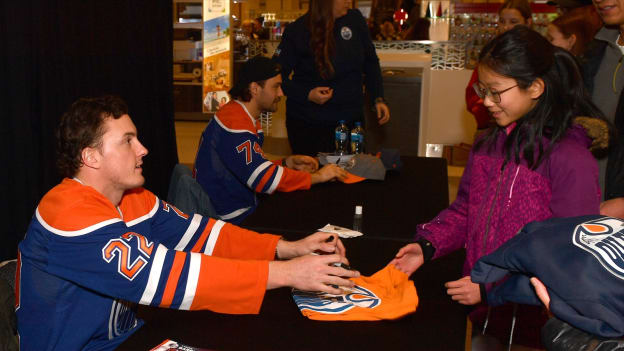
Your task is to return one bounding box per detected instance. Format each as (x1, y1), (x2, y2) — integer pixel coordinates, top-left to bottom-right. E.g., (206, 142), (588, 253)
(16, 95), (359, 350)
(194, 56), (348, 224)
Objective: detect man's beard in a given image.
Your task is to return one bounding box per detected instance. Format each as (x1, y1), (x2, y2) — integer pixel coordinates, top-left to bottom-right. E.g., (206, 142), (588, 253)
(262, 98), (280, 113)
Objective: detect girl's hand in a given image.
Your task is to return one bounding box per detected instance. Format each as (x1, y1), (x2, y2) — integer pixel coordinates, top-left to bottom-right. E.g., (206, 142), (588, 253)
(308, 87), (333, 105)
(445, 276), (481, 305)
(390, 243), (424, 275)
(375, 102), (390, 125)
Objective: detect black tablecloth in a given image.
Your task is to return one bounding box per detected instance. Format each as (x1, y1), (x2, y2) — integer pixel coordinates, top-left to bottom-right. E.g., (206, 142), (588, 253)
(242, 156), (450, 240)
(118, 156), (468, 350)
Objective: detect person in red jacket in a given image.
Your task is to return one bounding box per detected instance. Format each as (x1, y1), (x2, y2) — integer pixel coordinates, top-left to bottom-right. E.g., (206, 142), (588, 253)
(465, 0), (532, 134)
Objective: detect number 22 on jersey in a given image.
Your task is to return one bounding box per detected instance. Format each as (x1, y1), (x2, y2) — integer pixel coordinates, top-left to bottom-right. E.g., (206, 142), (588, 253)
(102, 232), (154, 281)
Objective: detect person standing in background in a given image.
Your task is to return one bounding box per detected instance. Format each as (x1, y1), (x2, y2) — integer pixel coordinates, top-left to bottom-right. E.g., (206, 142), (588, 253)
(546, 5), (603, 57)
(465, 0), (532, 136)
(274, 0), (390, 156)
(401, 1), (430, 41)
(547, 0), (593, 14)
(581, 0), (624, 218)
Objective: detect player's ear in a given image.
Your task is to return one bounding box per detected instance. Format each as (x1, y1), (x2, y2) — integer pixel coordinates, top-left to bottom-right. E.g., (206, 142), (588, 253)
(250, 81), (260, 97)
(81, 146), (100, 169)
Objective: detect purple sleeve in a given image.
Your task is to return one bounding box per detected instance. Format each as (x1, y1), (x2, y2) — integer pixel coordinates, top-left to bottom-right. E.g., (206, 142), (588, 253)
(416, 151), (473, 259)
(548, 140), (601, 217)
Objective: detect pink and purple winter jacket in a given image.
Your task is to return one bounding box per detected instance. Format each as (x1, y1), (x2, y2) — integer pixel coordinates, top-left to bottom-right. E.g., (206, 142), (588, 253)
(417, 124), (602, 276)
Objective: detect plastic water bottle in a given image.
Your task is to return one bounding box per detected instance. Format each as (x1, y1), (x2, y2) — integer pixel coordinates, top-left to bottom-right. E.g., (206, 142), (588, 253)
(335, 120), (349, 155)
(353, 205), (363, 232)
(350, 122), (365, 154)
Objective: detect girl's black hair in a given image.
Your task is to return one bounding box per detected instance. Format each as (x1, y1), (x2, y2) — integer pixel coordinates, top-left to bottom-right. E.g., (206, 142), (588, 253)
(475, 26), (609, 169)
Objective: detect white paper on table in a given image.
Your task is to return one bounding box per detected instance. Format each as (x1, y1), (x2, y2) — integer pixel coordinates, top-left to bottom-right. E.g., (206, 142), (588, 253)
(318, 224), (363, 238)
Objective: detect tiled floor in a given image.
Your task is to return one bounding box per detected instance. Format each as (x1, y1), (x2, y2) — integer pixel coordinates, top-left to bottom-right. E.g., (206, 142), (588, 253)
(175, 120), (463, 204)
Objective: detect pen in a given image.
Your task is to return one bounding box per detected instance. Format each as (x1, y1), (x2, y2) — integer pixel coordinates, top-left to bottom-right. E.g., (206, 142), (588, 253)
(331, 262), (352, 271)
(325, 235), (338, 253)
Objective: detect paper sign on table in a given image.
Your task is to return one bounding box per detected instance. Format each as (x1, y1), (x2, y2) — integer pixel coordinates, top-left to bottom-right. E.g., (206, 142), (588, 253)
(318, 224), (363, 238)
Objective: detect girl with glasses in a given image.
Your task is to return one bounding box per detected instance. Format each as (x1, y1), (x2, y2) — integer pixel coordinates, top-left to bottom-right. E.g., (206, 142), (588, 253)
(391, 26), (610, 349)
(466, 0), (533, 134)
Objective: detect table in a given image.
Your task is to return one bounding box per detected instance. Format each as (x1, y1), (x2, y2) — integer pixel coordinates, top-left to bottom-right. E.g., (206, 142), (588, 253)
(119, 156), (468, 350)
(243, 156), (450, 240)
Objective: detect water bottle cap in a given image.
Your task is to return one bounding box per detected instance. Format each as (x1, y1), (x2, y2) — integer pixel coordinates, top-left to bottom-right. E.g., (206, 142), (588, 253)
(354, 122), (361, 126)
(355, 205), (363, 215)
(338, 120), (345, 124)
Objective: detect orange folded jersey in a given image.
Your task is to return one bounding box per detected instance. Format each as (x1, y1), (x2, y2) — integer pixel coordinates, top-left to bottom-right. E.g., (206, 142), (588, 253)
(292, 264), (418, 321)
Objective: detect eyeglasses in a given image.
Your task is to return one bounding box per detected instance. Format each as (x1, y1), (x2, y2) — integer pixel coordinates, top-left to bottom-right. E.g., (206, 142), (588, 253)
(472, 83), (518, 103)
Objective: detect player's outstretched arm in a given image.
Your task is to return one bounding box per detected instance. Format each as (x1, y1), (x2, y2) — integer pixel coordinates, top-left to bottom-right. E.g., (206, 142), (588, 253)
(267, 253), (359, 294)
(283, 155), (319, 173)
(390, 243), (424, 276)
(310, 164), (347, 184)
(276, 233), (347, 263)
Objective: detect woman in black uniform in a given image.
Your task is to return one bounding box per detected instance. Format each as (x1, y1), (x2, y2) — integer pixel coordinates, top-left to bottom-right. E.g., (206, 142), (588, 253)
(274, 0), (390, 156)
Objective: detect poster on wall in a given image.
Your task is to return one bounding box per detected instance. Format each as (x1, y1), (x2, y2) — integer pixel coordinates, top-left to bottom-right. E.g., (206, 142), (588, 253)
(203, 0), (231, 113)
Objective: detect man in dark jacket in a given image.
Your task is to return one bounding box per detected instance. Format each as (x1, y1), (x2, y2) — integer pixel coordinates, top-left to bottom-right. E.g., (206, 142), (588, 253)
(582, 0), (624, 218)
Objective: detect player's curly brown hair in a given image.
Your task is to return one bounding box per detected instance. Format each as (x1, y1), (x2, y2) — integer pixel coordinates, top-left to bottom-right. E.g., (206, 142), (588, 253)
(55, 95), (128, 178)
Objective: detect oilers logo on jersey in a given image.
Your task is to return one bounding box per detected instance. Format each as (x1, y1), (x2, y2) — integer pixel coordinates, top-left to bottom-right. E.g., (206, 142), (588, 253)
(291, 265), (418, 321)
(573, 217), (624, 280)
(292, 285), (381, 314)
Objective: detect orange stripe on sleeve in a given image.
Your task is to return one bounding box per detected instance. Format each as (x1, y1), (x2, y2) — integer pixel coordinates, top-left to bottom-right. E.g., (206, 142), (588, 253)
(189, 256), (269, 314)
(254, 165), (277, 192)
(276, 167), (311, 192)
(211, 222), (280, 260)
(190, 219), (216, 252)
(159, 251), (187, 308)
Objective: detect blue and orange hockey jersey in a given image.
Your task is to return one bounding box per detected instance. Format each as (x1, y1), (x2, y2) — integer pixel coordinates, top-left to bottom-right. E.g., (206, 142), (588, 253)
(194, 100), (311, 224)
(16, 178), (280, 350)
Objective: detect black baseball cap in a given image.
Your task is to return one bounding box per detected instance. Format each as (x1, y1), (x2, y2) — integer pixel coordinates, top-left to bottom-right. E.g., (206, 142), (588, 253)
(228, 55), (281, 97)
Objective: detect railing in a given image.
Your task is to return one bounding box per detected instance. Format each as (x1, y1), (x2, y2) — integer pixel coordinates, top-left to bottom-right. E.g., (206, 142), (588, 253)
(372, 40), (467, 70)
(247, 40), (468, 70)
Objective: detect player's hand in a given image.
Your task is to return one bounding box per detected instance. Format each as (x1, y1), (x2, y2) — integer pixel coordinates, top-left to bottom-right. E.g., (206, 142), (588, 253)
(267, 254), (360, 294)
(445, 276), (481, 305)
(284, 155), (319, 173)
(390, 243), (424, 276)
(276, 233), (348, 263)
(530, 277), (551, 311)
(375, 102), (390, 125)
(600, 197), (624, 218)
(308, 87), (333, 105)
(310, 164), (348, 184)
